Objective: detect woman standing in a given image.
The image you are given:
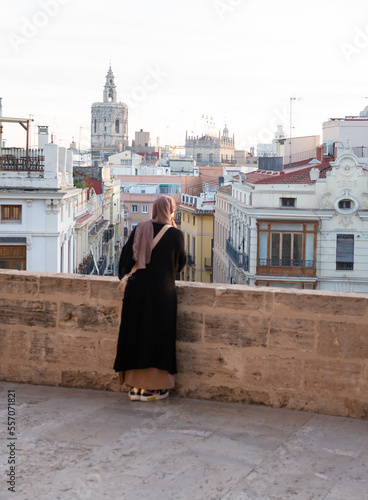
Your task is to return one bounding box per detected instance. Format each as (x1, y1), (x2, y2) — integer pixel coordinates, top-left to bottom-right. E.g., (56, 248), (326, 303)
(114, 195), (187, 401)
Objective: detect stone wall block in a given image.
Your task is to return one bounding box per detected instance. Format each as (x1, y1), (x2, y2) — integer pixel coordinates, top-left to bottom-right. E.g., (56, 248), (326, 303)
(243, 356), (303, 390)
(269, 317), (316, 351)
(317, 320), (368, 359)
(0, 273), (38, 296)
(177, 343), (243, 384)
(89, 279), (122, 302)
(29, 331), (97, 367)
(6, 364), (61, 386)
(61, 370), (118, 391)
(274, 291), (368, 317)
(214, 287), (273, 312)
(0, 329), (30, 361)
(176, 310), (203, 343)
(269, 391), (349, 417)
(38, 275), (89, 296)
(176, 283), (216, 307)
(0, 299), (57, 327)
(204, 313), (267, 347)
(304, 360), (362, 396)
(58, 302), (120, 333)
(97, 338), (117, 370)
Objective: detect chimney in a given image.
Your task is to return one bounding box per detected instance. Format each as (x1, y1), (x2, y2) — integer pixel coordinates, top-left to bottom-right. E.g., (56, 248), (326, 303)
(309, 168), (320, 181)
(38, 126), (49, 150)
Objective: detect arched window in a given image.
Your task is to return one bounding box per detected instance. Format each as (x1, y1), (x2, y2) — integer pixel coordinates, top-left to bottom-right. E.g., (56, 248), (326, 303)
(94, 119), (97, 133)
(115, 119), (119, 133)
(108, 89), (113, 102)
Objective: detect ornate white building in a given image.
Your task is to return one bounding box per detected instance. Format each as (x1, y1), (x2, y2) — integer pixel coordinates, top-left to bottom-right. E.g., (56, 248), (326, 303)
(91, 65), (128, 161)
(215, 148), (368, 292)
(185, 126), (235, 165)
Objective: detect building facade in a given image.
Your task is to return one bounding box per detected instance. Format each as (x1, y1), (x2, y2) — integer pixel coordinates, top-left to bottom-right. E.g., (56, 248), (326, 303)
(221, 148), (368, 292)
(185, 126), (235, 165)
(180, 192), (215, 283)
(91, 65), (128, 161)
(0, 143), (80, 273)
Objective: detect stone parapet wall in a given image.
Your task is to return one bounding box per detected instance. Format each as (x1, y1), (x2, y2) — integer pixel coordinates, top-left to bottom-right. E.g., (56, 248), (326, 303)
(0, 270), (367, 419)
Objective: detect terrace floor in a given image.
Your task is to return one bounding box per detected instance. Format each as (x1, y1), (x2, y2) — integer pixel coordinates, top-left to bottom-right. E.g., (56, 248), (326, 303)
(1, 382), (367, 500)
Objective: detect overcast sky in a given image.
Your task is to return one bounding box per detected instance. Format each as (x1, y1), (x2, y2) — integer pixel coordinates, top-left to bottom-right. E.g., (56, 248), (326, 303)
(1, 0), (368, 151)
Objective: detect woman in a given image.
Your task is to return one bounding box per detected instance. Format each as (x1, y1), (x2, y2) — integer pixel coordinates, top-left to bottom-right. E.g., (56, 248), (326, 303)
(114, 195), (187, 401)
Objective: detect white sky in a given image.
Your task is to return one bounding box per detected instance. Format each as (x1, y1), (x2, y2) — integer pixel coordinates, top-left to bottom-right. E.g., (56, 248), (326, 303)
(1, 0), (368, 150)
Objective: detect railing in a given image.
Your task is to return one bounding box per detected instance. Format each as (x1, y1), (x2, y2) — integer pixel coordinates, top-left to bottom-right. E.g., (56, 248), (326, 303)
(89, 219), (109, 236)
(97, 255), (107, 276)
(353, 146), (368, 158)
(0, 148), (44, 171)
(103, 225), (115, 243)
(258, 258), (314, 268)
(187, 253), (195, 266)
(226, 239), (248, 271)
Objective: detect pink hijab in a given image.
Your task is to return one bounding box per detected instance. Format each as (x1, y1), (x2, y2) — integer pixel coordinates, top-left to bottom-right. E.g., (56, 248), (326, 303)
(132, 195), (177, 269)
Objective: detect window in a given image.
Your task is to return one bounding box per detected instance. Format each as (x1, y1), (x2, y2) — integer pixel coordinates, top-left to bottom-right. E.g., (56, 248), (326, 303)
(115, 119), (119, 133)
(131, 223), (138, 231)
(131, 204), (138, 213)
(281, 198), (296, 207)
(141, 204), (148, 214)
(1, 205), (22, 222)
(338, 199), (351, 210)
(94, 119), (97, 133)
(0, 245), (26, 270)
(258, 221), (317, 274)
(336, 234), (354, 270)
(193, 216), (195, 225)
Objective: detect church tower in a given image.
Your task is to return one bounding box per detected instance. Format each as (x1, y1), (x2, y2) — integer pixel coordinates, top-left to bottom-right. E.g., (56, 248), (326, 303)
(91, 65), (128, 161)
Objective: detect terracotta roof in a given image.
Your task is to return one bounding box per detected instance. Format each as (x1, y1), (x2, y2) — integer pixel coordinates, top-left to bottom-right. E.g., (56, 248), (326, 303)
(245, 161), (332, 185)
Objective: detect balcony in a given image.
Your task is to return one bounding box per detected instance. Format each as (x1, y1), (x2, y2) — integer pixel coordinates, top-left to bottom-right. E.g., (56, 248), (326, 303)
(0, 148), (44, 171)
(103, 224), (115, 243)
(226, 239), (248, 271)
(257, 258), (316, 277)
(187, 253), (195, 266)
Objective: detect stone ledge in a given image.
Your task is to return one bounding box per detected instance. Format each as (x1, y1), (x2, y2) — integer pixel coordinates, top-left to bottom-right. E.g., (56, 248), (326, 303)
(0, 270), (367, 419)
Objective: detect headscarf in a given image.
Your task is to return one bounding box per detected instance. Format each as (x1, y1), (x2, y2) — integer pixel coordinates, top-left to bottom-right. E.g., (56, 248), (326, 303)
(132, 195), (177, 269)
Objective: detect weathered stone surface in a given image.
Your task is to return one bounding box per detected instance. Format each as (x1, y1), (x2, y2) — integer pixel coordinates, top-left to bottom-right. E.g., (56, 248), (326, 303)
(243, 356), (303, 390)
(204, 313), (267, 347)
(274, 291), (368, 317)
(269, 317), (316, 351)
(176, 282), (216, 307)
(58, 303), (120, 332)
(89, 278), (122, 302)
(177, 344), (243, 384)
(304, 360), (362, 396)
(317, 320), (368, 359)
(0, 273), (38, 295)
(97, 337), (117, 370)
(0, 328), (30, 360)
(0, 299), (57, 327)
(175, 383), (271, 406)
(38, 275), (90, 296)
(214, 287), (273, 312)
(176, 310), (203, 343)
(269, 391), (349, 417)
(61, 370), (118, 391)
(29, 331), (97, 366)
(6, 364), (61, 386)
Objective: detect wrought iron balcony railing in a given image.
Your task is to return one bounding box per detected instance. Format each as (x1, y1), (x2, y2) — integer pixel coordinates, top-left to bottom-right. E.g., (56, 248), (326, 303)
(226, 239), (248, 271)
(257, 258), (314, 268)
(0, 148), (44, 171)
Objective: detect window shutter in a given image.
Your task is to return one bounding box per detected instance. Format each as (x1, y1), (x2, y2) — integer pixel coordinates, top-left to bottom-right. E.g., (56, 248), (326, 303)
(336, 234), (354, 262)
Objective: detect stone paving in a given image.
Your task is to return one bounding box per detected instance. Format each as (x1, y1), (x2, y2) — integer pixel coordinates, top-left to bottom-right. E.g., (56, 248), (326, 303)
(0, 382), (368, 500)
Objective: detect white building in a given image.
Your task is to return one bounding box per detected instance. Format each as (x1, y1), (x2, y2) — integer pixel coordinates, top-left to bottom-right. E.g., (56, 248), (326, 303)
(323, 110), (368, 158)
(218, 147), (368, 292)
(0, 142), (80, 273)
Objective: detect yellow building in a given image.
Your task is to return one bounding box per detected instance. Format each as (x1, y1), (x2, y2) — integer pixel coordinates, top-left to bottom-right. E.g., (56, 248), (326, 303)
(179, 193), (215, 283)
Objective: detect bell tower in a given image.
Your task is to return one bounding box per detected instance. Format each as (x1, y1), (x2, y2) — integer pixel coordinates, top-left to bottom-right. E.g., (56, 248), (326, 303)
(91, 65), (128, 161)
(103, 65), (117, 103)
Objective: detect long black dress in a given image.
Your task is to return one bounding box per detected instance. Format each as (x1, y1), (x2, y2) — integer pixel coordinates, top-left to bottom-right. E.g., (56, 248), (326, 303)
(113, 223), (187, 376)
